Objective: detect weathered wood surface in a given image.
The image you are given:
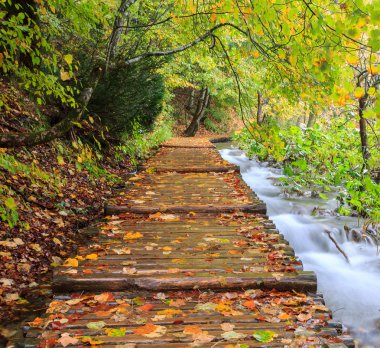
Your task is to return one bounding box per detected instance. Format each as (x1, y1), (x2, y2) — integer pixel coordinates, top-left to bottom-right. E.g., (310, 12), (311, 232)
(23, 290), (354, 348)
(105, 172), (266, 215)
(53, 213), (315, 293)
(161, 137), (217, 148)
(141, 147), (239, 173)
(20, 136), (354, 347)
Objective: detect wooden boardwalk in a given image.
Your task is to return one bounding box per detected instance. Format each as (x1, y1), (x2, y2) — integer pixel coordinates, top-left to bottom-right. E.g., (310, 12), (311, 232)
(20, 137), (354, 347)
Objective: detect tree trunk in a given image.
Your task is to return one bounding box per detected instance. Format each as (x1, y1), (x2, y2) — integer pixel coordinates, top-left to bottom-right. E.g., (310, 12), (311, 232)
(307, 110), (316, 128)
(184, 88), (209, 137)
(257, 91), (263, 124)
(105, 0), (138, 71)
(186, 89), (195, 111)
(358, 96), (370, 165)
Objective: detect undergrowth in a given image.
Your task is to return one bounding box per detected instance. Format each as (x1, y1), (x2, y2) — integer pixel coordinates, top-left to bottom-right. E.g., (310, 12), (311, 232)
(234, 119), (380, 222)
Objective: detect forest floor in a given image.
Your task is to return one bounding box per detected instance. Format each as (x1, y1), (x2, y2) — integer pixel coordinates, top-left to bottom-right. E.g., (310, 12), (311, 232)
(0, 81), (137, 342)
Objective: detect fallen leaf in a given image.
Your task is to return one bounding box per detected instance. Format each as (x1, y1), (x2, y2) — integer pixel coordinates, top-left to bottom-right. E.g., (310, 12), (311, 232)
(63, 258), (78, 267)
(124, 232), (143, 240)
(58, 333), (78, 347)
(252, 330), (276, 342)
(133, 323), (167, 338)
(243, 300), (256, 310)
(297, 313), (312, 322)
(221, 331), (247, 340)
(85, 253), (98, 260)
(94, 292), (114, 302)
(183, 326), (202, 335)
(278, 312), (291, 321)
(138, 304), (155, 312)
(28, 317), (44, 328)
(221, 323), (235, 331)
(104, 328), (127, 337)
(86, 321), (106, 330)
(192, 332), (215, 343)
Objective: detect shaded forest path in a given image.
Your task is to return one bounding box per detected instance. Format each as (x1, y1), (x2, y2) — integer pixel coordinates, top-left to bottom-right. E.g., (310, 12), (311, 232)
(20, 137), (354, 347)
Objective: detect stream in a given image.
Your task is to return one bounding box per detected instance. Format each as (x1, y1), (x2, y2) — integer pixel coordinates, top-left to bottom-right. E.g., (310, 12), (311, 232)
(217, 143), (380, 346)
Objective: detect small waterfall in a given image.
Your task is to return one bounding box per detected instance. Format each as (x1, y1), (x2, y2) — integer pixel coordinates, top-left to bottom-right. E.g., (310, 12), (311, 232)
(218, 144), (380, 346)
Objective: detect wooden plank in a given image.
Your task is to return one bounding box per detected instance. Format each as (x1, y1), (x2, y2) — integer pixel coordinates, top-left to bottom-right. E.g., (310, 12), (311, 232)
(53, 270), (317, 293)
(104, 203), (267, 215)
(140, 165), (240, 173)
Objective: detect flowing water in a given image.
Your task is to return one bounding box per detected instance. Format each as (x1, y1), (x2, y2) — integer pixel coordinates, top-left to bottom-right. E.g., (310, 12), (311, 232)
(217, 143), (380, 346)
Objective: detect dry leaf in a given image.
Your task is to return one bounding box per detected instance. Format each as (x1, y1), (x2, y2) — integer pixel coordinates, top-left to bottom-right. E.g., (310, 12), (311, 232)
(58, 333), (78, 347)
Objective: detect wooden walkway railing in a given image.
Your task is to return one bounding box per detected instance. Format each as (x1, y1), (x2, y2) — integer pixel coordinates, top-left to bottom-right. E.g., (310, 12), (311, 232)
(19, 137), (354, 347)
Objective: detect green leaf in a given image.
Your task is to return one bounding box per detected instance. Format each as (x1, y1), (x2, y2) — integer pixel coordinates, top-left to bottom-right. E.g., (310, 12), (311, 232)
(5, 197), (17, 210)
(319, 193), (328, 200)
(252, 330), (276, 342)
(291, 159), (308, 171)
(64, 54), (73, 65)
(86, 321), (106, 330)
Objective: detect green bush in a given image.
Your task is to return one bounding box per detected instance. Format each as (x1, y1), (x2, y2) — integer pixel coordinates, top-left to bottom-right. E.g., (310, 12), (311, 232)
(89, 59), (165, 141)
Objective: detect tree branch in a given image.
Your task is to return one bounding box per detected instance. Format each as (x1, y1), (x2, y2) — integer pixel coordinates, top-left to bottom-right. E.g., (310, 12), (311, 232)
(123, 22), (247, 65)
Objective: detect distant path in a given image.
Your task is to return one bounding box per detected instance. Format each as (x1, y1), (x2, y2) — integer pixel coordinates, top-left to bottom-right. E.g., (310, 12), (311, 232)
(20, 137), (354, 347)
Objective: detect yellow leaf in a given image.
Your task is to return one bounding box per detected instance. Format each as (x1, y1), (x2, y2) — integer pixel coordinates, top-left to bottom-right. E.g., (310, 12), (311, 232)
(63, 258), (79, 267)
(171, 258), (187, 264)
(86, 253), (98, 260)
(354, 87), (365, 99)
(124, 232), (143, 240)
(60, 70), (71, 81)
(346, 56), (359, 65)
(252, 51), (260, 58)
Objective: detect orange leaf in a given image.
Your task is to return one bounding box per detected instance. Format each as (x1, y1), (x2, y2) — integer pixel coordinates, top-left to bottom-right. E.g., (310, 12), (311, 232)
(29, 317), (44, 327)
(133, 323), (157, 335)
(243, 300), (256, 310)
(138, 303), (155, 312)
(278, 312), (291, 321)
(183, 325), (202, 335)
(94, 292), (115, 302)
